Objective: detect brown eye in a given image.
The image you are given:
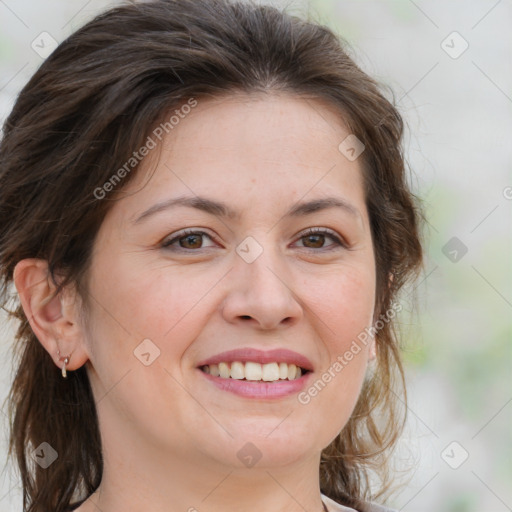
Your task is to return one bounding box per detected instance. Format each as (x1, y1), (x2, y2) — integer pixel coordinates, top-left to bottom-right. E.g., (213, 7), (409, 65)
(302, 233), (326, 249)
(179, 234), (203, 249)
(162, 230), (216, 251)
(295, 228), (344, 250)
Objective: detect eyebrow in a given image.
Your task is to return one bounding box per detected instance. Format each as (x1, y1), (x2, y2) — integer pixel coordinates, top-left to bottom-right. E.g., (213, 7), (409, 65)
(132, 195), (361, 224)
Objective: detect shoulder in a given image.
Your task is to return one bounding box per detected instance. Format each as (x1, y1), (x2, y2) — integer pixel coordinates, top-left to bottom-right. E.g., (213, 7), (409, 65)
(321, 493), (397, 512)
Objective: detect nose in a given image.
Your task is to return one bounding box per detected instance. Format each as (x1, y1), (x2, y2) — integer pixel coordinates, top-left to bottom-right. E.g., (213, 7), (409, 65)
(221, 245), (303, 330)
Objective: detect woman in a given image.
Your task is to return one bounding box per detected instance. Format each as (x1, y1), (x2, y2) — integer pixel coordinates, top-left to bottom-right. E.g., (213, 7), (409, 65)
(0, 1), (423, 511)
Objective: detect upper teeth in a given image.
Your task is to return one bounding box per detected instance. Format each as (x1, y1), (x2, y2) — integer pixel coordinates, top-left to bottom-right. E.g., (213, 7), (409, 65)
(202, 361), (304, 381)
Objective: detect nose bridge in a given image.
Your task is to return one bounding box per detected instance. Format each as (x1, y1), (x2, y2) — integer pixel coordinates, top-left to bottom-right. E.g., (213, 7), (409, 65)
(222, 234), (302, 328)
(243, 245), (286, 293)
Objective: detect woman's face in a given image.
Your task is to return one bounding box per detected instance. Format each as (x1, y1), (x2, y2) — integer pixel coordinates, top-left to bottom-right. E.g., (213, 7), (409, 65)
(80, 93), (376, 470)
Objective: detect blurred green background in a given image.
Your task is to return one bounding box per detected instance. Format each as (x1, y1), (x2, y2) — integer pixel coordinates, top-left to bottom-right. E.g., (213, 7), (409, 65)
(0, 1), (511, 511)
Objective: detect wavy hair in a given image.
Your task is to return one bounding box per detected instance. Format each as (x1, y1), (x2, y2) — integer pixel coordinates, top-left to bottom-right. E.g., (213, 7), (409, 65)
(0, 1), (423, 511)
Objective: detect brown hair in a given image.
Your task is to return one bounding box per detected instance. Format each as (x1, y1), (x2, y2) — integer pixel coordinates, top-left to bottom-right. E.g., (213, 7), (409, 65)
(0, 1), (423, 511)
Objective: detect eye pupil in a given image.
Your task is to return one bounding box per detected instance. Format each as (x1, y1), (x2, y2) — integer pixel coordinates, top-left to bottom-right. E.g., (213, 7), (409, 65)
(304, 234), (324, 248)
(180, 234), (202, 249)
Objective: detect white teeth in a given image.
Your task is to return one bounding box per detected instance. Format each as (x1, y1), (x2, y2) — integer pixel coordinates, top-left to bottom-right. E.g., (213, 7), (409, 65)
(218, 362), (230, 379)
(201, 361), (307, 381)
(262, 362), (280, 381)
(244, 361), (262, 381)
(230, 361), (245, 380)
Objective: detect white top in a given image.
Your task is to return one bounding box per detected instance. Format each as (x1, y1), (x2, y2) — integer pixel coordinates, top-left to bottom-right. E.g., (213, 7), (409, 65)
(321, 493), (357, 512)
(321, 493), (396, 512)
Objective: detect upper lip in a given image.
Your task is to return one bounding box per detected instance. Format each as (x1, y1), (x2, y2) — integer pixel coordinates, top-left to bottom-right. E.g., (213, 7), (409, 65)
(196, 348), (314, 372)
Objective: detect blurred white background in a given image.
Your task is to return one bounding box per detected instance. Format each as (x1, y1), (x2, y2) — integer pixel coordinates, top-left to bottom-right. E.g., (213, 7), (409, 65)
(1, 1), (511, 511)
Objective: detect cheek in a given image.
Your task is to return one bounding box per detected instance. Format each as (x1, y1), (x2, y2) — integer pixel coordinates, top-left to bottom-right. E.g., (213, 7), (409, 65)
(298, 268), (375, 435)
(307, 267), (376, 341)
(87, 253), (225, 360)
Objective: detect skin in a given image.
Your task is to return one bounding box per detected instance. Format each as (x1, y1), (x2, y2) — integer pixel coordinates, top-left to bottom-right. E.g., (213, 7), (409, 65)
(14, 93), (377, 512)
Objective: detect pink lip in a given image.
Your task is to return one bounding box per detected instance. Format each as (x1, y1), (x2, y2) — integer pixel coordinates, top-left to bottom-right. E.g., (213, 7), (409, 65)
(198, 368), (313, 399)
(196, 348), (314, 372)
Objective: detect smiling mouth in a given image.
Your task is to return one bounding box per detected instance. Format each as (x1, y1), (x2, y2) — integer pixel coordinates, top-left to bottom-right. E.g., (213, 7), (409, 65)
(199, 361), (310, 382)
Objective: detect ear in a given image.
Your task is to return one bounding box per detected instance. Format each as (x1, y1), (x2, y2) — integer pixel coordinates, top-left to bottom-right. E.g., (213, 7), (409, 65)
(13, 258), (90, 374)
(368, 272), (394, 362)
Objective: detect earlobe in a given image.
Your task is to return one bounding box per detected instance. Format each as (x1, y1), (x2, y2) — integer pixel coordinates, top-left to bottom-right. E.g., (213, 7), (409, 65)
(13, 258), (89, 374)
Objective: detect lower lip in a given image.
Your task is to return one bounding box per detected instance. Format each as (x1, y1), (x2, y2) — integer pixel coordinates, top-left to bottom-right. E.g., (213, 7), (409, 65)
(197, 368), (313, 399)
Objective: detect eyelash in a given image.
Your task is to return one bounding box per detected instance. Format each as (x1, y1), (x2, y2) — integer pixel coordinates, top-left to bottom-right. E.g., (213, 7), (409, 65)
(161, 227), (347, 252)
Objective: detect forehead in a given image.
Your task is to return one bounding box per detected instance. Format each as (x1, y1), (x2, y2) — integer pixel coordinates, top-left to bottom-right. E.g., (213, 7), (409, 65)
(163, 92), (352, 164)
(114, 92), (368, 224)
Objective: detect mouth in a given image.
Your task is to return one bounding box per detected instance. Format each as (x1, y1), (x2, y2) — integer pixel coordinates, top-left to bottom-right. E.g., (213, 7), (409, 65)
(196, 360), (313, 399)
(195, 348), (315, 399)
(198, 361), (312, 382)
